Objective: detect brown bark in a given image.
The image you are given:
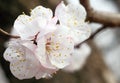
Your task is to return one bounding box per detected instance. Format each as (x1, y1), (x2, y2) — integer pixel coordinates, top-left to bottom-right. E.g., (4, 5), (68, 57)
(80, 0), (120, 27)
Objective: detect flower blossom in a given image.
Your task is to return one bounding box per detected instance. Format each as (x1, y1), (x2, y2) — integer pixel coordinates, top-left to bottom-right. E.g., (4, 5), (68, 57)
(4, 4), (74, 79)
(55, 1), (91, 45)
(3, 1), (91, 80)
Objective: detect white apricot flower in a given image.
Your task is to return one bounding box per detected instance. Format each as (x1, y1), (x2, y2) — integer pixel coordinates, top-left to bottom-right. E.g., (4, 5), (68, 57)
(63, 43), (91, 72)
(55, 1), (91, 45)
(4, 1), (91, 80)
(4, 3), (74, 79)
(36, 26), (74, 69)
(14, 5), (57, 40)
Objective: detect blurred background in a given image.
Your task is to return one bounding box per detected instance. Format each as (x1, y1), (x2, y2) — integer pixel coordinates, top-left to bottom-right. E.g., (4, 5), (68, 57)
(0, 0), (120, 83)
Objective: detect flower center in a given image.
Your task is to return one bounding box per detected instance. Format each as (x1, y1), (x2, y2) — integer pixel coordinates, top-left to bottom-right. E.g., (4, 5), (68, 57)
(46, 42), (51, 54)
(46, 37), (52, 54)
(45, 41), (60, 55)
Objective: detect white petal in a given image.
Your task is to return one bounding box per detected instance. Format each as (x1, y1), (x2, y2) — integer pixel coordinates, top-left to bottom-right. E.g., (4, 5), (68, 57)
(37, 18), (57, 39)
(14, 15), (40, 40)
(4, 43), (40, 79)
(63, 43), (91, 72)
(35, 66), (58, 79)
(47, 25), (74, 68)
(31, 6), (53, 20)
(4, 44), (25, 62)
(35, 37), (56, 69)
(10, 60), (37, 80)
(71, 23), (91, 44)
(35, 37), (47, 67)
(4, 40), (37, 62)
(21, 41), (37, 52)
(55, 1), (86, 27)
(10, 28), (19, 36)
(48, 51), (71, 69)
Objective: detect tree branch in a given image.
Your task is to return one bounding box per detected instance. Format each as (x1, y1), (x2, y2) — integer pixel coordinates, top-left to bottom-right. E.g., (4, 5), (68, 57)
(80, 0), (120, 27)
(0, 28), (20, 39)
(75, 25), (108, 48)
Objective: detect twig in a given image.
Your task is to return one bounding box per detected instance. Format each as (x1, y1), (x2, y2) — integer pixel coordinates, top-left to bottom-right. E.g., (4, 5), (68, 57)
(90, 25), (107, 39)
(75, 25), (107, 48)
(0, 28), (20, 39)
(80, 0), (120, 27)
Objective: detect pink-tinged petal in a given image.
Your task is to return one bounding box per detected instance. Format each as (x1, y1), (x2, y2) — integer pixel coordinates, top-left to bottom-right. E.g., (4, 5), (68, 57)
(14, 15), (40, 40)
(35, 66), (58, 79)
(35, 37), (46, 66)
(4, 40), (37, 62)
(63, 43), (91, 72)
(21, 41), (37, 52)
(37, 17), (57, 39)
(4, 39), (20, 48)
(50, 17), (58, 25)
(35, 65), (48, 79)
(35, 37), (56, 69)
(10, 60), (38, 80)
(47, 25), (74, 68)
(37, 24), (57, 39)
(5, 43), (40, 79)
(48, 51), (71, 69)
(4, 44), (25, 62)
(5, 41), (57, 79)
(55, 1), (66, 24)
(37, 17), (47, 29)
(55, 1), (86, 27)
(31, 6), (53, 20)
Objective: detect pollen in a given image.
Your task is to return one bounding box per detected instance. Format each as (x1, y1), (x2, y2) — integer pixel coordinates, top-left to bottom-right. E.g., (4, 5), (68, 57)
(56, 45), (59, 49)
(59, 53), (61, 56)
(74, 20), (78, 26)
(46, 42), (52, 55)
(52, 33), (55, 36)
